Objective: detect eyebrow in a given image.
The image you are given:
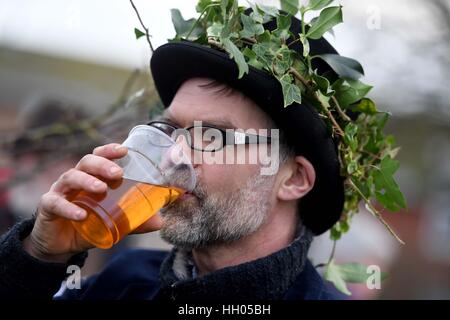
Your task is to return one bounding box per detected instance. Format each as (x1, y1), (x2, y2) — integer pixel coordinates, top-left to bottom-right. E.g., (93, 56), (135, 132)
(156, 110), (238, 129)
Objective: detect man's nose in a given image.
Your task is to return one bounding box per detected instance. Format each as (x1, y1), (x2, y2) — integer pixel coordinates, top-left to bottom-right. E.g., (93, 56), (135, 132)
(173, 134), (198, 168)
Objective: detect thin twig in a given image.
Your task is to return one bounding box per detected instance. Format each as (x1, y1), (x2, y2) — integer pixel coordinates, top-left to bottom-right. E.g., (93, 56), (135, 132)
(130, 0), (154, 73)
(332, 95), (351, 122)
(129, 0), (154, 53)
(320, 96), (345, 137)
(208, 38), (223, 49)
(328, 240), (337, 265)
(289, 67), (309, 87)
(348, 179), (405, 245)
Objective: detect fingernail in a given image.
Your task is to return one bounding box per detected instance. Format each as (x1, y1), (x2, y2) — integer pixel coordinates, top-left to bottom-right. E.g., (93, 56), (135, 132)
(93, 180), (104, 189)
(114, 145), (126, 151)
(110, 166), (121, 175)
(75, 210), (85, 220)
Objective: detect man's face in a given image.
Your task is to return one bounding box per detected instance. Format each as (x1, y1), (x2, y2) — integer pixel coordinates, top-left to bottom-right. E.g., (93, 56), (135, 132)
(159, 78), (279, 249)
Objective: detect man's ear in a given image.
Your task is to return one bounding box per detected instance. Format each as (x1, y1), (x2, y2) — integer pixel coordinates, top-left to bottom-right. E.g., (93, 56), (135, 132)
(277, 156), (316, 201)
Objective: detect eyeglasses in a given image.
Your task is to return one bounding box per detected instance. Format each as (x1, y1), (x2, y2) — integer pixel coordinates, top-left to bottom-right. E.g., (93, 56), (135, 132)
(147, 120), (271, 152)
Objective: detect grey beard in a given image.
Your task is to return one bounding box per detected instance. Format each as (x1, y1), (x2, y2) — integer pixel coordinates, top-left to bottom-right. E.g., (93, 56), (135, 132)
(159, 173), (275, 250)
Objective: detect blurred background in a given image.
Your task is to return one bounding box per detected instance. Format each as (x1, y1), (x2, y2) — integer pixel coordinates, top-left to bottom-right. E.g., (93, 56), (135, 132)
(0, 0), (449, 299)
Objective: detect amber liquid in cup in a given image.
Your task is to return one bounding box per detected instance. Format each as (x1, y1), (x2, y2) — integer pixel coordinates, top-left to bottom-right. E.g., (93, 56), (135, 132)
(70, 178), (183, 249)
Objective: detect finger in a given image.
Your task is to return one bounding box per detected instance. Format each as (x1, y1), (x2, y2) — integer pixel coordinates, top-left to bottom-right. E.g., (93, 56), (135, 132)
(93, 143), (128, 159)
(75, 154), (123, 180)
(132, 213), (163, 234)
(39, 192), (87, 221)
(51, 169), (108, 194)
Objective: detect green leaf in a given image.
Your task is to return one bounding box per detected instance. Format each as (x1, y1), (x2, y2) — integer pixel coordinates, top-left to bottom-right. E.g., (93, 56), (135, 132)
(274, 14), (292, 40)
(243, 47), (264, 70)
(330, 225), (342, 240)
(307, 0), (334, 11)
(336, 262), (389, 283)
(349, 98), (377, 115)
(299, 33), (310, 57)
(257, 4), (279, 17)
(221, 0), (229, 20)
(316, 53), (364, 80)
(134, 28), (145, 40)
(207, 22), (223, 38)
(253, 41), (277, 68)
(371, 155), (407, 211)
(306, 6), (343, 40)
(279, 74), (302, 107)
(171, 9), (202, 39)
(312, 73), (335, 96)
(196, 0), (213, 13)
(334, 79), (372, 107)
(344, 122), (358, 151)
(324, 260), (352, 295)
(222, 37), (249, 79)
(240, 13), (264, 38)
(280, 0), (299, 15)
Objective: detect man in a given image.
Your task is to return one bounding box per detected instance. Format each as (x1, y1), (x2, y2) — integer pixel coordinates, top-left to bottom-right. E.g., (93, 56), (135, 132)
(0, 9), (344, 299)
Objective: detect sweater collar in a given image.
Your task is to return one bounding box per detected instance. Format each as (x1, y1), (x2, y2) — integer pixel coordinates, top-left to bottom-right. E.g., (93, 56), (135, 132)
(158, 228), (314, 300)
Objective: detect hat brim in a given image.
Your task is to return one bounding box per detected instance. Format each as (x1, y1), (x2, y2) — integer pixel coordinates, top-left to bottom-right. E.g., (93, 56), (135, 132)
(151, 41), (344, 235)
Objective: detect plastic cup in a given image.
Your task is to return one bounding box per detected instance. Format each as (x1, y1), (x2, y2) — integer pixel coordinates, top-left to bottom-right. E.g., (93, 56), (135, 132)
(69, 125), (196, 249)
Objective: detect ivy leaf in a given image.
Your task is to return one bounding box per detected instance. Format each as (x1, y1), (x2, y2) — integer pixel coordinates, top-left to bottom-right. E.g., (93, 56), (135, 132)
(257, 4), (279, 17)
(307, 0), (334, 11)
(134, 28), (145, 40)
(334, 79), (372, 107)
(222, 37), (249, 79)
(280, 0), (299, 15)
(221, 0), (229, 21)
(344, 122), (358, 152)
(306, 6), (343, 40)
(274, 14), (292, 40)
(324, 260), (352, 295)
(349, 98), (377, 115)
(336, 262), (389, 283)
(171, 9), (202, 39)
(253, 42), (277, 68)
(279, 74), (302, 107)
(299, 33), (310, 57)
(316, 53), (364, 80)
(240, 13), (264, 38)
(371, 155), (407, 211)
(196, 0), (213, 13)
(312, 73), (334, 96)
(243, 47), (264, 70)
(206, 22), (222, 38)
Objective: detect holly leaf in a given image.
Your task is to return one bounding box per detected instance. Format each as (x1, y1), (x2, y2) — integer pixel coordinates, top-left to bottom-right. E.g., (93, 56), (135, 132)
(240, 13), (264, 38)
(279, 74), (302, 107)
(371, 155), (407, 212)
(316, 53), (364, 80)
(306, 6), (343, 40)
(280, 0), (299, 15)
(222, 37), (249, 79)
(134, 28), (145, 40)
(307, 0), (334, 11)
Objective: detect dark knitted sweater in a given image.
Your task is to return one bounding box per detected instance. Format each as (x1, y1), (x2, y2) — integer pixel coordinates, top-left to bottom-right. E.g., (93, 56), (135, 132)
(0, 219), (340, 300)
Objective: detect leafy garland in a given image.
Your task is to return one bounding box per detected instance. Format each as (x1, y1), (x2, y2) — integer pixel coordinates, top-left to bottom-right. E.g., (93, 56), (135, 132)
(134, 0), (407, 295)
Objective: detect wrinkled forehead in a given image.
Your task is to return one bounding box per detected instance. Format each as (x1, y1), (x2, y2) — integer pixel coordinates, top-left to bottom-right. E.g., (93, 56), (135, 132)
(164, 77), (274, 130)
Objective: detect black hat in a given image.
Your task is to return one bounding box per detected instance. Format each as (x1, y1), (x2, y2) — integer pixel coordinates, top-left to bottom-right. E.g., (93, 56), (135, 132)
(150, 13), (345, 235)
